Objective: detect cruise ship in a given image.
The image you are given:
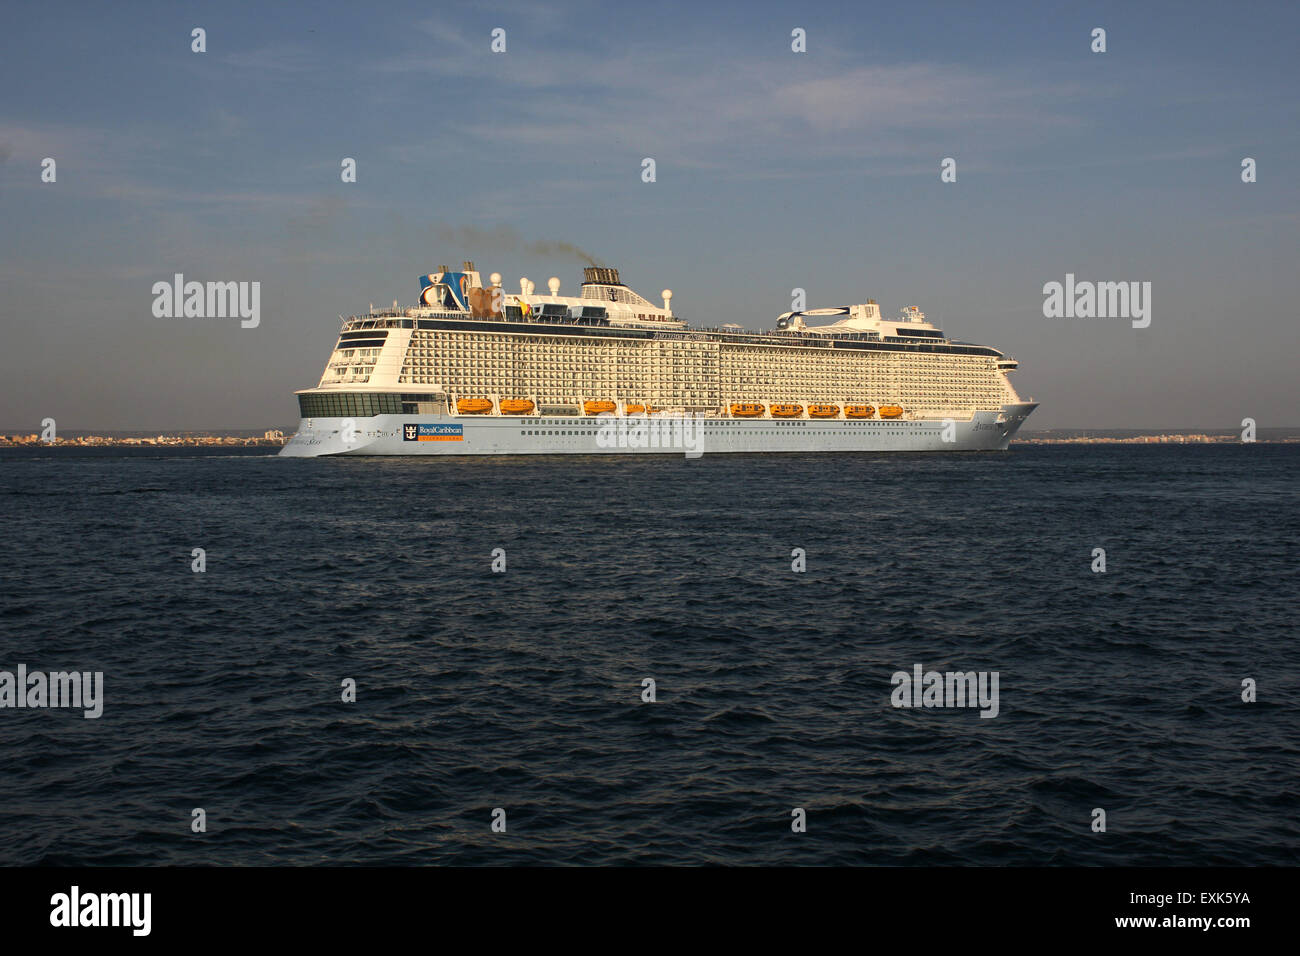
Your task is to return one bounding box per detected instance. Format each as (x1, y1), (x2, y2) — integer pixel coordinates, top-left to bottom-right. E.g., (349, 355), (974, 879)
(280, 262), (1037, 457)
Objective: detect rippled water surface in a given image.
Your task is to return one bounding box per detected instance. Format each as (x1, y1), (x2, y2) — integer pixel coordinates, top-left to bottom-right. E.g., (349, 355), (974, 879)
(0, 444), (1296, 865)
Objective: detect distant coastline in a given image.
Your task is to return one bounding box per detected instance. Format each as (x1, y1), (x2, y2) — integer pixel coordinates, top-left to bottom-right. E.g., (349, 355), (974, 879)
(2, 427), (1297, 448)
(1013, 427), (1299, 444)
(0, 429), (291, 448)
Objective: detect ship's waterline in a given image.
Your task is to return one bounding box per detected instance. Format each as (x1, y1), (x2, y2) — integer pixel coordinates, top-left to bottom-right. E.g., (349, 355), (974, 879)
(281, 261), (1037, 457)
(280, 405), (1037, 457)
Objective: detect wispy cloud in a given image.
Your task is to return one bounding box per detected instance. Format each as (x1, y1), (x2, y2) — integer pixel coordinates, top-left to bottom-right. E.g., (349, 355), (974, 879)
(221, 44), (323, 74)
(370, 29), (1096, 175)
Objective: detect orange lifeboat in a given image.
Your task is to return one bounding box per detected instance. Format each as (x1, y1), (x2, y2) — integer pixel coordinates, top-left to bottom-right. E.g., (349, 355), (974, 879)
(730, 403), (764, 418)
(844, 405), (874, 418)
(770, 404), (803, 418)
(624, 404), (658, 415)
(457, 398), (493, 414)
(808, 404), (839, 418)
(584, 400), (617, 415)
(500, 399), (534, 415)
(878, 405), (904, 419)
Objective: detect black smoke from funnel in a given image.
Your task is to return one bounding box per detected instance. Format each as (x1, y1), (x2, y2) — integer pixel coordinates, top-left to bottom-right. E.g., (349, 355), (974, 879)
(435, 224), (605, 267)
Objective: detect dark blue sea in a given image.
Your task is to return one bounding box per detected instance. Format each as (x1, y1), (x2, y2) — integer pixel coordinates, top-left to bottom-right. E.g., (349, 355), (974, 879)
(0, 444), (1296, 866)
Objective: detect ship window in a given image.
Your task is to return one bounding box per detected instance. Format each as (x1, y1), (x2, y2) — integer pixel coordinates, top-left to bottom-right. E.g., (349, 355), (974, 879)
(297, 392), (403, 417)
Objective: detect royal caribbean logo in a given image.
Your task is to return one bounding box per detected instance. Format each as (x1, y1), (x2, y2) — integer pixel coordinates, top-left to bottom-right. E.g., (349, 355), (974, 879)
(403, 423), (464, 442)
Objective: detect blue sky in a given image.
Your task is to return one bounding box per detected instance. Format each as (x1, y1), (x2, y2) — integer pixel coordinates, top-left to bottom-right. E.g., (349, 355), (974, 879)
(2, 0), (1297, 429)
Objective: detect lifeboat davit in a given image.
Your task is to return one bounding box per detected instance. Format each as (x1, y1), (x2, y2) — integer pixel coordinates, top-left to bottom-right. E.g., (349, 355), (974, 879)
(457, 398), (493, 414)
(844, 404), (874, 418)
(770, 404), (803, 418)
(500, 399), (534, 414)
(878, 405), (904, 419)
(584, 400), (617, 415)
(730, 403), (764, 417)
(808, 404), (839, 418)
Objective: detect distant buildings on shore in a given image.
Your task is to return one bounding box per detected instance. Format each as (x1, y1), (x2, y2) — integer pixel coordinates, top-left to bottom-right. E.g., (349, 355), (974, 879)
(0, 432), (290, 447)
(1014, 433), (1295, 444)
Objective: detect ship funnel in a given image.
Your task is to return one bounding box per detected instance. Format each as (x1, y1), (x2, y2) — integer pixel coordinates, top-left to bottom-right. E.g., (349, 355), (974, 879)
(463, 260), (475, 273)
(548, 277), (561, 296)
(583, 266), (622, 286)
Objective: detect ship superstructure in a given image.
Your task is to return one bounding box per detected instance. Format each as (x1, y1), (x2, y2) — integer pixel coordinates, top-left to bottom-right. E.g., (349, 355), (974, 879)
(281, 261), (1037, 456)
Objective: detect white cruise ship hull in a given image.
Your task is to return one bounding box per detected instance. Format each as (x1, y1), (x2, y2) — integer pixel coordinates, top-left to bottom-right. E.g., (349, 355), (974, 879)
(280, 403), (1038, 457)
